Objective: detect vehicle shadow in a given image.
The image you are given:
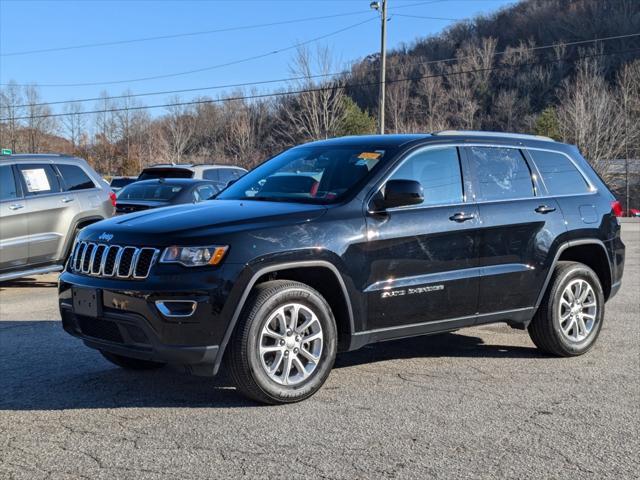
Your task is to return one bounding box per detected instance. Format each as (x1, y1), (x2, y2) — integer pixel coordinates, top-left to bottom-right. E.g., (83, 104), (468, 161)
(0, 321), (538, 411)
(334, 330), (540, 370)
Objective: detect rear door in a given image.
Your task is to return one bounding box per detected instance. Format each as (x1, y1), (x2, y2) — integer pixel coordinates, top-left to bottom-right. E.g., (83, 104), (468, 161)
(363, 145), (480, 331)
(464, 146), (566, 316)
(15, 163), (72, 265)
(0, 164), (29, 271)
(56, 162), (99, 212)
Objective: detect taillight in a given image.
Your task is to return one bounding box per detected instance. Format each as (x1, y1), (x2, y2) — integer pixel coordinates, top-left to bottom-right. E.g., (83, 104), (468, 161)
(611, 200), (623, 217)
(109, 191), (117, 208)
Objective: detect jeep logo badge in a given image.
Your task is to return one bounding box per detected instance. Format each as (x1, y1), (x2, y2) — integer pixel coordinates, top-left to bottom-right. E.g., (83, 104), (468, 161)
(98, 232), (114, 242)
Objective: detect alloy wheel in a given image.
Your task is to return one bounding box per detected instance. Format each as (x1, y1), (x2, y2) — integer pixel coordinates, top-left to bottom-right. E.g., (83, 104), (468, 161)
(258, 303), (324, 386)
(558, 278), (598, 343)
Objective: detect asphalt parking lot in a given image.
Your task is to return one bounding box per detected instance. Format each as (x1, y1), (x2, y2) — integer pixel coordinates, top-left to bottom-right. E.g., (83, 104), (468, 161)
(1, 224), (638, 480)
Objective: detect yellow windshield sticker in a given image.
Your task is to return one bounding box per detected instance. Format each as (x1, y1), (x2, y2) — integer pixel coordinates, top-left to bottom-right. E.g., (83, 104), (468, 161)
(358, 152), (382, 160)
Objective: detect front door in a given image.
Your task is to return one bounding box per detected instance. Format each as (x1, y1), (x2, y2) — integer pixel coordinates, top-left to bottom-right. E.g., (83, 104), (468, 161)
(362, 146), (480, 332)
(0, 164), (29, 272)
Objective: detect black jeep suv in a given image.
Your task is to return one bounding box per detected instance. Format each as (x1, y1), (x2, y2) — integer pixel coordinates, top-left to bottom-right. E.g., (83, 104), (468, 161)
(59, 131), (625, 404)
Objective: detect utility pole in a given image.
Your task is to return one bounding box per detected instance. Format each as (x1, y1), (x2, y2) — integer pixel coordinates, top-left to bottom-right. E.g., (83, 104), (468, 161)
(371, 0), (388, 135)
(624, 93), (630, 216)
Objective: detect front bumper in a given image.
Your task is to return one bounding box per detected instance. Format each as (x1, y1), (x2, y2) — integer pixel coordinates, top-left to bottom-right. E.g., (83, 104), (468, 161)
(58, 268), (240, 376)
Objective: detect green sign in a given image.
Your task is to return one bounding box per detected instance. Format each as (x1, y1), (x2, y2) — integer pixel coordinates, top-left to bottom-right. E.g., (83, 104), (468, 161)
(1, 148), (12, 155)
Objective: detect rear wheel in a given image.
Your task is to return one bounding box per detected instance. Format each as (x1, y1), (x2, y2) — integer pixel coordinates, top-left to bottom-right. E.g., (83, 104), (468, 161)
(228, 280), (337, 404)
(100, 351), (166, 370)
(528, 261), (604, 356)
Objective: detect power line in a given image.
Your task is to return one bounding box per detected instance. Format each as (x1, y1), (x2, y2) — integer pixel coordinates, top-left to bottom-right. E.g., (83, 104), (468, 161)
(1, 17), (377, 88)
(12, 32), (640, 109)
(392, 13), (460, 21)
(0, 10), (374, 57)
(0, 0), (448, 58)
(4, 47), (637, 122)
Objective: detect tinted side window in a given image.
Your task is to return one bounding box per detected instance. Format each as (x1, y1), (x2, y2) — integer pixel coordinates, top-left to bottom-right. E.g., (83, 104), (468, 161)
(528, 150), (590, 195)
(193, 184), (217, 202)
(0, 165), (20, 201)
(203, 169), (219, 181)
(16, 164), (61, 196)
(57, 164), (95, 191)
(467, 147), (534, 201)
(390, 146), (463, 206)
(218, 169), (235, 184)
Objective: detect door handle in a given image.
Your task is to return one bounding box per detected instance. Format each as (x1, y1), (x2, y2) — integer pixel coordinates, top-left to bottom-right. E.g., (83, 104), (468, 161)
(535, 205), (556, 214)
(449, 212), (475, 222)
(8, 204), (24, 210)
(62, 197), (75, 203)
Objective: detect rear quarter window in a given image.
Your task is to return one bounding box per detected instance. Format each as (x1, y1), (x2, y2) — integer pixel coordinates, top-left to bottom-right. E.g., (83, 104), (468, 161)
(528, 150), (591, 195)
(203, 169), (220, 181)
(57, 164), (95, 191)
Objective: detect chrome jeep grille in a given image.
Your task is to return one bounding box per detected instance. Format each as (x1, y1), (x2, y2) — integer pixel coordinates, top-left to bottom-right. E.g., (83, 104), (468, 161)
(69, 241), (159, 279)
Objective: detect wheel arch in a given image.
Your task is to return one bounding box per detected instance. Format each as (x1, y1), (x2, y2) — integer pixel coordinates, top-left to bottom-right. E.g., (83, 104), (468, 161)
(60, 215), (105, 262)
(535, 239), (613, 308)
(213, 260), (355, 374)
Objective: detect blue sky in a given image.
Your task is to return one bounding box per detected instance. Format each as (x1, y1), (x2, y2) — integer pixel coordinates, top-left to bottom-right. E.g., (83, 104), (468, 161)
(0, 0), (515, 115)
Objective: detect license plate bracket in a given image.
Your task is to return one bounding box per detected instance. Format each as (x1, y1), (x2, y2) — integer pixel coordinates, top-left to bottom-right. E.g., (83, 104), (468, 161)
(72, 287), (102, 318)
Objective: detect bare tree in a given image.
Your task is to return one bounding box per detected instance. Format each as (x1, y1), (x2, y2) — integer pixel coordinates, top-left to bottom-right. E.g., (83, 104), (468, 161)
(286, 45), (347, 141)
(414, 65), (449, 131)
(386, 59), (413, 133)
(94, 92), (117, 175)
(24, 84), (57, 153)
(556, 56), (627, 180)
(164, 96), (195, 162)
(0, 80), (24, 152)
(62, 101), (86, 150)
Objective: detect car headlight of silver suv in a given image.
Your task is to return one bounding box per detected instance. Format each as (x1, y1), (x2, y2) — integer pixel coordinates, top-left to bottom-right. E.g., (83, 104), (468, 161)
(160, 245), (228, 267)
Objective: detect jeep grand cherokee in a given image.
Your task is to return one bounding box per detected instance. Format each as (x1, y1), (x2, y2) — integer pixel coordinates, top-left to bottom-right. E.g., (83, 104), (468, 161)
(59, 132), (625, 404)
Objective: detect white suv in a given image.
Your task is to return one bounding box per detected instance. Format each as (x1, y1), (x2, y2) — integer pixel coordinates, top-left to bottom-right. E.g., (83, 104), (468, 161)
(138, 164), (246, 190)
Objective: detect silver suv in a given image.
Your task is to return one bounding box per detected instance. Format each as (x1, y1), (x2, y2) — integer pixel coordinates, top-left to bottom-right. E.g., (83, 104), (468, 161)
(0, 154), (115, 281)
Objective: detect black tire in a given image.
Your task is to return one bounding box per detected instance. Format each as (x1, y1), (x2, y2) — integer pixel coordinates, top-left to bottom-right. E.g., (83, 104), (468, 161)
(227, 280), (337, 404)
(528, 261), (605, 357)
(100, 351), (166, 370)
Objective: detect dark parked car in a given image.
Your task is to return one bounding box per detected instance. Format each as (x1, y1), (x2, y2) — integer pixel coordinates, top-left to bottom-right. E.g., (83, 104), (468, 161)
(115, 179), (219, 214)
(59, 131), (625, 404)
(109, 176), (137, 194)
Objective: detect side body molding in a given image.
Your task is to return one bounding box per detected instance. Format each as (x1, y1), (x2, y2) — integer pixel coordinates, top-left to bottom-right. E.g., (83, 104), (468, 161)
(213, 260), (354, 374)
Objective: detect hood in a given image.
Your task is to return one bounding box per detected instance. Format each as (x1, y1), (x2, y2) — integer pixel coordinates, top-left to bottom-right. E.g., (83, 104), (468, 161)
(82, 199), (327, 245)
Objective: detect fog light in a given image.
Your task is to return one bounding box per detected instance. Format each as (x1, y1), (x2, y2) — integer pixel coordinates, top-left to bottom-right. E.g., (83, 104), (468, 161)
(155, 300), (197, 318)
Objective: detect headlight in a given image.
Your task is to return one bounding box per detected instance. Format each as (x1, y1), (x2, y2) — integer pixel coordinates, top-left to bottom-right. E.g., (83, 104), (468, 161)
(160, 245), (228, 267)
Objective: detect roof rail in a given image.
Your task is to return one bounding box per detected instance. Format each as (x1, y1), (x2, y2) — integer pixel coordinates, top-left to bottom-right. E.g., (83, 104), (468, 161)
(432, 130), (555, 142)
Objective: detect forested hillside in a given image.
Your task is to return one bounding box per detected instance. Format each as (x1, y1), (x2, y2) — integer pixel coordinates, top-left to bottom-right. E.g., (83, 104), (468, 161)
(1, 0), (638, 192)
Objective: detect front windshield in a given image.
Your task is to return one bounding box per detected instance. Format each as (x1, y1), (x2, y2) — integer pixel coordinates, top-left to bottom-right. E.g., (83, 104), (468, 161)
(217, 145), (393, 204)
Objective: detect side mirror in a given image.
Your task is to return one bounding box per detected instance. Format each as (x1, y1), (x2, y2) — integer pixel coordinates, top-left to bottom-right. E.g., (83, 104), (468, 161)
(226, 179), (237, 188)
(371, 179), (424, 211)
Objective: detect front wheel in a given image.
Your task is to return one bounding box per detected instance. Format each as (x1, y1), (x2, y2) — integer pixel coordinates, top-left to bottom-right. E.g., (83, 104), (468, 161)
(228, 280), (337, 404)
(528, 261), (605, 356)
